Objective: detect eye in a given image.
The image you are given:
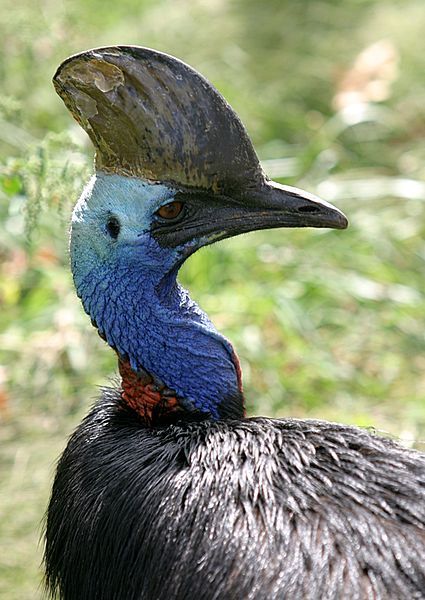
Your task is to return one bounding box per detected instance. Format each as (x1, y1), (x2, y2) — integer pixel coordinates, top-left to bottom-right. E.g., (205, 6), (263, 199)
(106, 215), (121, 239)
(156, 201), (184, 221)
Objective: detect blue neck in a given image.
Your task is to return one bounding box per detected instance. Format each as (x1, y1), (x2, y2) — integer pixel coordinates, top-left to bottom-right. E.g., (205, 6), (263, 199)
(73, 249), (243, 419)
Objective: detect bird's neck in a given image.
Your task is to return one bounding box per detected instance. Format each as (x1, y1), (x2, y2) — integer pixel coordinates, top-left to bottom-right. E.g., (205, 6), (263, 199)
(76, 262), (245, 421)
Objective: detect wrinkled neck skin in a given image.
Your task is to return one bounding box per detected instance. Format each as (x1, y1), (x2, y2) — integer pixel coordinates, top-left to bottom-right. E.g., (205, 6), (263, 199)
(71, 174), (244, 421)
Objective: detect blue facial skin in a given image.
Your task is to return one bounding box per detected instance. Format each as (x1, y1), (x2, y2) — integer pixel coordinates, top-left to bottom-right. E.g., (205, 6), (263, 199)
(71, 172), (241, 418)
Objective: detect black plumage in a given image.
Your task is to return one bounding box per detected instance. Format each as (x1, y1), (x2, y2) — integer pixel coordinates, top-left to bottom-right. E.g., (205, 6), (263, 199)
(46, 390), (425, 600)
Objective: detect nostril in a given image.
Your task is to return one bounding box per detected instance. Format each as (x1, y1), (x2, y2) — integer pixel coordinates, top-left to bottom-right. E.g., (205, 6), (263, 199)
(297, 205), (321, 214)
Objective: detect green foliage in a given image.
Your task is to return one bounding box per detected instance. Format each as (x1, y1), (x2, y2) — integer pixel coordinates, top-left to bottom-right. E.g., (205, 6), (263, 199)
(1, 0), (425, 597)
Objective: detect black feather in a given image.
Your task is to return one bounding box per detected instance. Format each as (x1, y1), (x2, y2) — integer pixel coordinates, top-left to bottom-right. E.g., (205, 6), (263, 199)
(45, 387), (425, 600)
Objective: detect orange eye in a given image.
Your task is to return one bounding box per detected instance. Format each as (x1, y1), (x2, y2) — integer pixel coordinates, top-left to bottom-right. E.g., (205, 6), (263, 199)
(156, 201), (184, 220)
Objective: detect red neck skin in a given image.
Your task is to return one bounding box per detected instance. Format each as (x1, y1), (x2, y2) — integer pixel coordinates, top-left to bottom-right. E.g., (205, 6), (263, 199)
(118, 352), (245, 422)
(231, 347), (244, 395)
(118, 358), (184, 422)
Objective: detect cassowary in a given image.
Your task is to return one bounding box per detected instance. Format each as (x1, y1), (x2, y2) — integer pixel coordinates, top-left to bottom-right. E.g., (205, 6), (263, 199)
(45, 46), (425, 600)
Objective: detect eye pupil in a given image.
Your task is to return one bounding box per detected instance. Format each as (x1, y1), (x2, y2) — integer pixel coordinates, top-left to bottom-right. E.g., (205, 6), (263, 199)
(106, 216), (121, 239)
(157, 201), (184, 220)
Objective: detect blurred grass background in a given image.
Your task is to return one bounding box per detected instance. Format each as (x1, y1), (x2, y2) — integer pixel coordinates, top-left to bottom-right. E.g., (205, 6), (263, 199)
(1, 0), (425, 597)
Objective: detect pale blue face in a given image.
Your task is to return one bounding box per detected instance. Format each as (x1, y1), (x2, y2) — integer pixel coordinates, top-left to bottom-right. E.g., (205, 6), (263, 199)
(71, 172), (182, 279)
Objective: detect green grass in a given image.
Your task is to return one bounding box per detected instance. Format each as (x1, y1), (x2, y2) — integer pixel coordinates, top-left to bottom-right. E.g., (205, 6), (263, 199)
(1, 0), (425, 597)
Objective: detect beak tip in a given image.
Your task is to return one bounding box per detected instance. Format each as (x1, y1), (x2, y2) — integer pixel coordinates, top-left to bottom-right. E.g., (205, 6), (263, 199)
(335, 212), (349, 230)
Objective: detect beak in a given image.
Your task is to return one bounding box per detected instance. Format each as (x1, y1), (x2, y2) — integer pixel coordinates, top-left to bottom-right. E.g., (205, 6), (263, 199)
(154, 180), (348, 249)
(229, 180), (348, 232)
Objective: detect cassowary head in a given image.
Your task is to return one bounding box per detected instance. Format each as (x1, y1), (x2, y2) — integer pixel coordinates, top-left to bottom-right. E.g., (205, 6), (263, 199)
(55, 46), (347, 420)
